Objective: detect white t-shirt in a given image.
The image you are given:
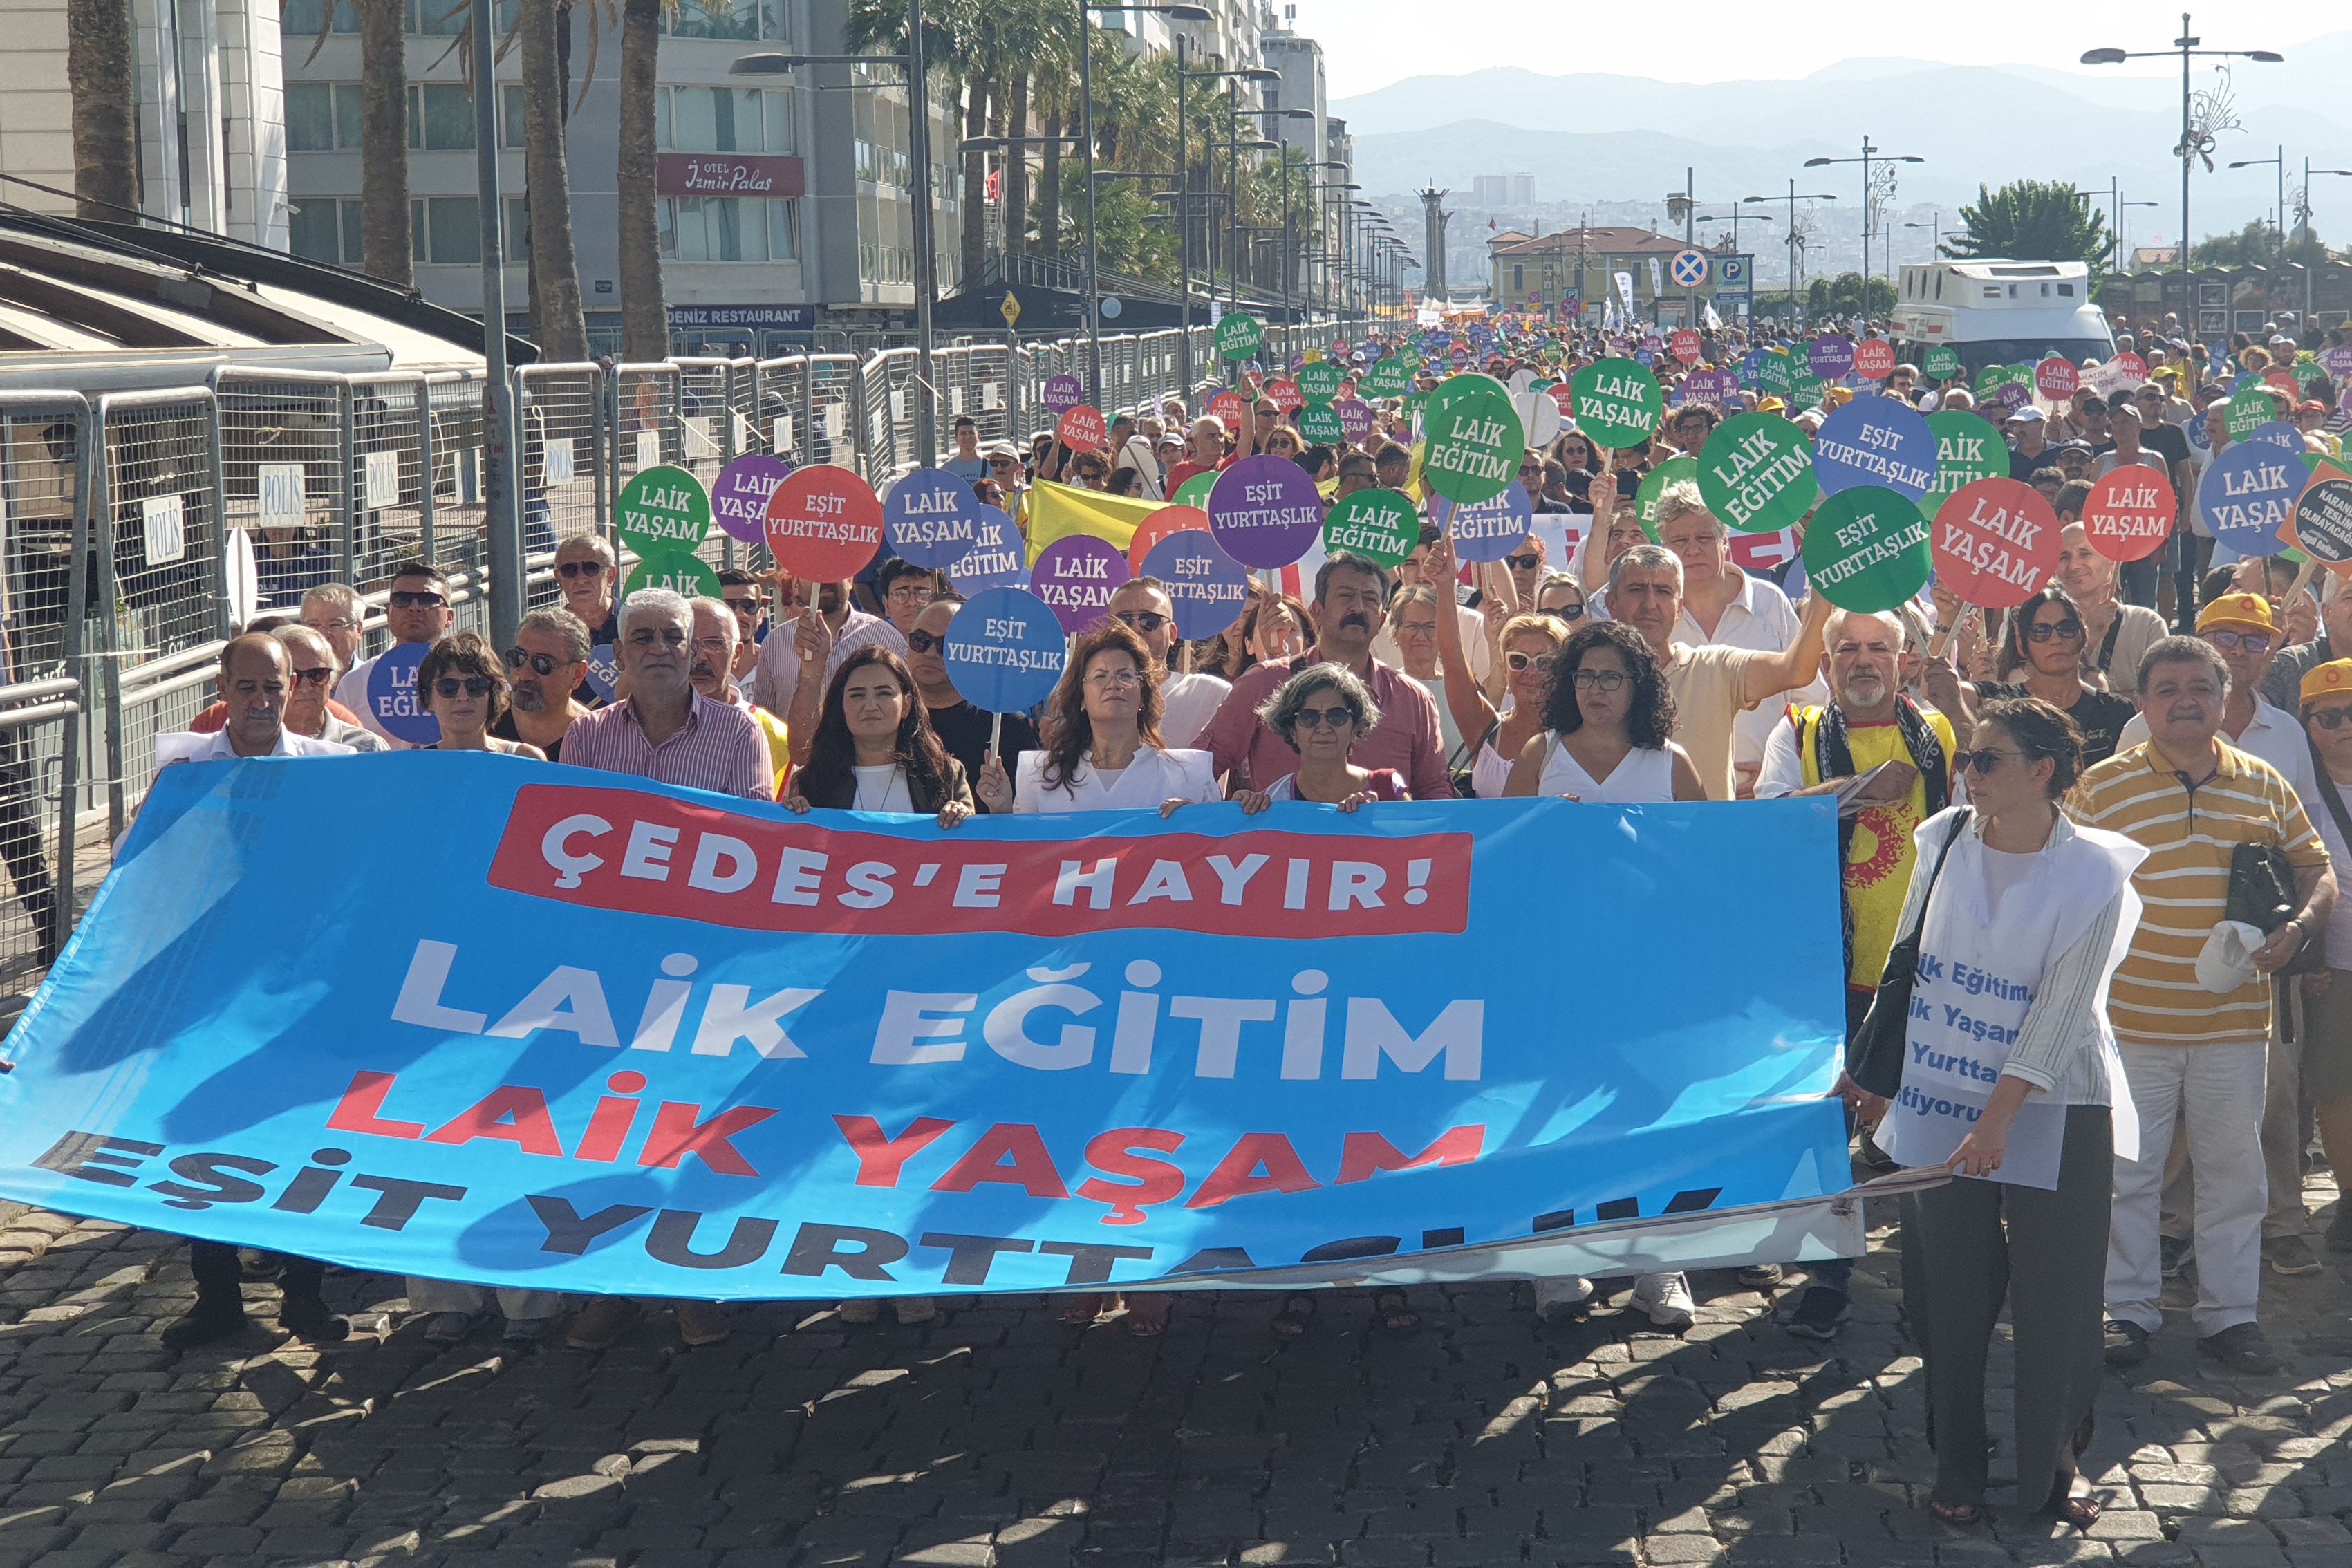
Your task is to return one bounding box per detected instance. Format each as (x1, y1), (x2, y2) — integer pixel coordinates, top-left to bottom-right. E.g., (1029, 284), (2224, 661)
(1012, 747), (1218, 812)
(156, 727), (355, 767)
(850, 763), (915, 812)
(1159, 671), (1231, 749)
(1372, 601), (1491, 685)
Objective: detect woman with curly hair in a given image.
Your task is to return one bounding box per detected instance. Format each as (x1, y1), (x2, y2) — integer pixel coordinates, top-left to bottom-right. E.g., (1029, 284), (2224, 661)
(780, 645), (972, 830)
(975, 619), (1217, 817)
(1505, 619), (1704, 803)
(420, 631), (543, 758)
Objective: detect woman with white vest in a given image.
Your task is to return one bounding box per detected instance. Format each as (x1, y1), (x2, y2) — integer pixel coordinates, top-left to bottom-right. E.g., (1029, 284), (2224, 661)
(976, 619), (1220, 819)
(1841, 696), (2145, 1531)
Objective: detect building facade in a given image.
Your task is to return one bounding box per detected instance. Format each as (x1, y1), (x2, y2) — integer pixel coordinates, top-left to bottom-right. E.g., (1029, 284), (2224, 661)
(1488, 225), (1724, 326)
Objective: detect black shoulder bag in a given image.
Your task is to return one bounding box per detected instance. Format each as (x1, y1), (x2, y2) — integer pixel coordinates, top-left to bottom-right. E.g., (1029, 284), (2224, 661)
(1846, 810), (1971, 1100)
(2226, 740), (2337, 976)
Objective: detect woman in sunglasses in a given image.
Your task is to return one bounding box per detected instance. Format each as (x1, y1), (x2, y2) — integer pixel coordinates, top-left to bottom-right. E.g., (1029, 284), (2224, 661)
(419, 632), (544, 758)
(1841, 698), (2140, 1532)
(1423, 534), (1567, 798)
(1234, 662), (1406, 811)
(1925, 584), (2137, 769)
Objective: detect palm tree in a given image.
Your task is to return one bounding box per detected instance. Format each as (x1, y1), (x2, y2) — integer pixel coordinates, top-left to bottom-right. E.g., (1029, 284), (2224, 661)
(357, 0), (413, 286)
(1034, 71), (1065, 261)
(519, 0), (589, 358)
(65, 0), (136, 218)
(615, 0), (665, 358)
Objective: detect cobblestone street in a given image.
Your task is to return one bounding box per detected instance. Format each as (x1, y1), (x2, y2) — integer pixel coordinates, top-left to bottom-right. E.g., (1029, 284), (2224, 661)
(0, 1170), (2344, 1568)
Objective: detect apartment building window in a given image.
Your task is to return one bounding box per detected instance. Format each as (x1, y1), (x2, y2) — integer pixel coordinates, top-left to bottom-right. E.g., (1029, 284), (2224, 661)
(409, 0), (515, 35)
(285, 83), (364, 151)
(288, 198), (364, 265)
(281, 0), (357, 32)
(408, 84), (478, 151)
(659, 198), (798, 263)
(412, 196), (482, 265)
(853, 139), (910, 192)
(662, 0), (783, 40)
(656, 86), (794, 154)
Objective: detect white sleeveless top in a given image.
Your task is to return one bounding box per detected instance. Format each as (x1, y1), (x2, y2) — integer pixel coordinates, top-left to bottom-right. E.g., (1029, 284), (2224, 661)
(1538, 732), (1673, 803)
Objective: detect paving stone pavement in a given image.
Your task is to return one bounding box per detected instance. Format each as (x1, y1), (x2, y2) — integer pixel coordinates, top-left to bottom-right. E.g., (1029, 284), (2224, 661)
(0, 1167), (2344, 1568)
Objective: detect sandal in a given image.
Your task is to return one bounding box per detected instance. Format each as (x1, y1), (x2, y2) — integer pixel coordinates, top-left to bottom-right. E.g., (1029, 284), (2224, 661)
(1123, 1296), (1168, 1337)
(1270, 1294), (1316, 1338)
(1927, 1500), (1982, 1526)
(1372, 1289), (1419, 1331)
(1059, 1294), (1103, 1327)
(2048, 1468), (2101, 1529)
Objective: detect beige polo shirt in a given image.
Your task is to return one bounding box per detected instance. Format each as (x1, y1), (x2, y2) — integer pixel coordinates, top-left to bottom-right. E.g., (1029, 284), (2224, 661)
(1662, 640), (1768, 801)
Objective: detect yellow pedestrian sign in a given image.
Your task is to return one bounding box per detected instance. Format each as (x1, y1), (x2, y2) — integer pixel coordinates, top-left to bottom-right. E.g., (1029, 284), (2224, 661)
(1000, 292), (1022, 327)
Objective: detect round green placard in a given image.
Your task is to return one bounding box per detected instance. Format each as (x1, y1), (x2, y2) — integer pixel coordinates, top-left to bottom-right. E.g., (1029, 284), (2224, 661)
(1695, 412), (1819, 535)
(1419, 373), (1520, 505)
(1803, 486), (1930, 612)
(1296, 402), (1345, 445)
(1298, 362), (1345, 402)
(1634, 456), (1699, 541)
(1922, 409), (2007, 510)
(1362, 357), (1412, 398)
(2228, 386), (2281, 439)
(1215, 313), (1264, 361)
(1568, 357), (1663, 449)
(616, 463), (711, 556)
(1923, 344), (1962, 382)
(1173, 470), (1217, 509)
(624, 545), (722, 600)
(1321, 487), (1420, 569)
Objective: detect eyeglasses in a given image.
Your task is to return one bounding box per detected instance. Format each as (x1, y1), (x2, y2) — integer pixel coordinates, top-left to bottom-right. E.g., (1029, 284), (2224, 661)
(906, 629), (943, 653)
(434, 677), (494, 698)
(291, 666), (334, 687)
(389, 590), (446, 609)
(2208, 628), (2274, 653)
(887, 584), (934, 602)
(1952, 748), (2023, 776)
(505, 648), (569, 676)
(1294, 705), (1356, 730)
(1114, 610), (1170, 633)
(1084, 668), (1142, 689)
(1572, 669), (1629, 693)
(1504, 553), (1540, 570)
(2026, 619), (2085, 643)
(2311, 705), (2352, 731)
(557, 561), (607, 579)
(1542, 603), (1585, 623)
(306, 615), (356, 634)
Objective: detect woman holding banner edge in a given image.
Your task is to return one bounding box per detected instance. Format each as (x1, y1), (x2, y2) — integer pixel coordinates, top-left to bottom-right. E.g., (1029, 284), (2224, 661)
(1839, 698), (2144, 1530)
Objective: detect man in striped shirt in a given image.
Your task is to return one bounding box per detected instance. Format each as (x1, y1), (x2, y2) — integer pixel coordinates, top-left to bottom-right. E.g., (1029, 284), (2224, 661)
(2072, 635), (2335, 1375)
(561, 588), (773, 803)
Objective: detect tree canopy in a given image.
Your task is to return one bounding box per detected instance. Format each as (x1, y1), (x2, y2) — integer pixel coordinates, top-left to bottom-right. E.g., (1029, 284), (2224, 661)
(1941, 179), (2113, 283)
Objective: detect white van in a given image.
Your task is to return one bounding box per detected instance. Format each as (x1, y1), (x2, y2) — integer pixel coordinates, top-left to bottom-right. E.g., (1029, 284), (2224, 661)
(1887, 259), (2114, 377)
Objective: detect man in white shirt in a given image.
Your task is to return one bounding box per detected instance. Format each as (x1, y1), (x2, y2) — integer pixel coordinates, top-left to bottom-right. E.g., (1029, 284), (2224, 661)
(752, 575), (907, 742)
(332, 560), (454, 748)
(1108, 578), (1228, 747)
(162, 634), (356, 772)
(1655, 487), (1827, 795)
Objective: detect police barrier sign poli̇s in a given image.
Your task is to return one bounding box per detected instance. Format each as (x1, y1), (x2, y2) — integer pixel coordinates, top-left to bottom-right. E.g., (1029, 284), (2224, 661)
(765, 465), (884, 582)
(1141, 530), (1250, 640)
(1568, 359), (1663, 451)
(711, 454), (790, 545)
(615, 464), (712, 558)
(1811, 398), (1937, 503)
(2199, 440), (2302, 559)
(882, 469), (982, 570)
(1419, 374), (1522, 505)
(1432, 483), (1535, 565)
(950, 505), (1029, 596)
(1932, 477), (2060, 609)
(1696, 413), (1818, 535)
(366, 642), (440, 746)
(942, 587), (1067, 713)
(2082, 465), (2178, 565)
(1208, 454), (1327, 569)
(1802, 487), (1931, 613)
(1030, 534), (1132, 635)
(1321, 488), (1419, 570)
(0, 754), (1854, 1298)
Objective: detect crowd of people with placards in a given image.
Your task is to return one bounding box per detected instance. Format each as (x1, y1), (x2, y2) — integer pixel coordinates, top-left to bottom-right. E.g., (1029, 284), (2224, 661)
(144, 299), (2352, 1530)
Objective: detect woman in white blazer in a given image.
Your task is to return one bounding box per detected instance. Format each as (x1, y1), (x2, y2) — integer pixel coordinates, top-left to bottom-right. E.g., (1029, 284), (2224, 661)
(976, 619), (1220, 818)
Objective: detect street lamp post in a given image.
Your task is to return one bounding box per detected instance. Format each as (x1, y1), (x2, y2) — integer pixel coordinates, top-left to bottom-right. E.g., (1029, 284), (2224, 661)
(2297, 162), (2352, 323)
(1804, 139), (1922, 322)
(469, 0), (521, 648)
(2082, 15), (2284, 325)
(2227, 146), (2289, 268)
(1744, 184), (1836, 324)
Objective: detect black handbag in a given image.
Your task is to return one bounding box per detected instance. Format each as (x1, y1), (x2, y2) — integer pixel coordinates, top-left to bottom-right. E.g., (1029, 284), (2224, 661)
(1846, 810), (1971, 1100)
(2227, 841), (2324, 976)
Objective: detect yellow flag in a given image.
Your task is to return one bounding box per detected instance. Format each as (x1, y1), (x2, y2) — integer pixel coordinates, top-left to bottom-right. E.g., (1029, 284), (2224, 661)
(1023, 480), (1169, 564)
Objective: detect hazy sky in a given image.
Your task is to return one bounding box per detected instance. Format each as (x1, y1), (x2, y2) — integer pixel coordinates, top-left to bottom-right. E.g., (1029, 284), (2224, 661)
(1300, 1), (2334, 100)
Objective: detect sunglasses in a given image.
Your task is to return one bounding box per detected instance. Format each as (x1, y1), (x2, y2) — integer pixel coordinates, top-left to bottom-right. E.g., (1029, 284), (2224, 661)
(2208, 628), (2273, 653)
(723, 595), (761, 615)
(1505, 651), (1544, 672)
(1114, 610), (1170, 633)
(557, 561), (607, 579)
(1294, 705), (1356, 730)
(389, 590), (447, 609)
(1951, 748), (2022, 776)
(505, 648), (569, 676)
(2311, 705), (2352, 731)
(1542, 603), (1585, 623)
(906, 629), (942, 653)
(291, 666), (334, 687)
(2025, 619), (2084, 643)
(1504, 553), (1542, 571)
(434, 677), (494, 698)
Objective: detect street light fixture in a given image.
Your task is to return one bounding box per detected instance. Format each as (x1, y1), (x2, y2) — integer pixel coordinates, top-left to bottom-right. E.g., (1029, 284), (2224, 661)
(1745, 186), (1837, 319)
(2079, 13), (2284, 317)
(1804, 140), (1923, 311)
(1174, 62), (1279, 389)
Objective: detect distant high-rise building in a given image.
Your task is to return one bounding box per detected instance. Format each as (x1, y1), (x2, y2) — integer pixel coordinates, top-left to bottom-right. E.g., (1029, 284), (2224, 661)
(1471, 174), (1536, 209)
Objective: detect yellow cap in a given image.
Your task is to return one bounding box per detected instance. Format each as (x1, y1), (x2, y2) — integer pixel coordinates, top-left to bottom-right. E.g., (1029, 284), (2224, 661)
(1755, 397), (1787, 413)
(2196, 591), (2279, 636)
(2303, 658), (2352, 707)
(1825, 386), (1855, 407)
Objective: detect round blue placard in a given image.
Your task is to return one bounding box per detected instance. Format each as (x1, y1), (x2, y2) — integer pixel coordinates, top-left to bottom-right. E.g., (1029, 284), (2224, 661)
(1812, 398), (1937, 501)
(1432, 481), (1536, 563)
(949, 505), (1027, 595)
(884, 469), (982, 568)
(2199, 440), (2301, 557)
(365, 641), (440, 745)
(1141, 529), (1249, 641)
(942, 587), (1068, 713)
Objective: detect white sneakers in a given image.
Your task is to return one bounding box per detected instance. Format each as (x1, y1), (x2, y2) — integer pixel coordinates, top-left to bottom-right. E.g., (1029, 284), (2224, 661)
(1629, 1271), (1695, 1332)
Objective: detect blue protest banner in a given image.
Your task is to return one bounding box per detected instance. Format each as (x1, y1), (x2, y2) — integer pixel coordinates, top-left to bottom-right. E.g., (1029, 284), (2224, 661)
(1141, 530), (1249, 641)
(0, 756), (1851, 1298)
(364, 643), (438, 745)
(883, 470), (982, 569)
(2199, 440), (2300, 557)
(1812, 399), (1936, 501)
(942, 587), (1067, 713)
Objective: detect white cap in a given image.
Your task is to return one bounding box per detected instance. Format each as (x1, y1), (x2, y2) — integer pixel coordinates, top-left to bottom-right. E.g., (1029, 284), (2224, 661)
(2195, 920), (2266, 994)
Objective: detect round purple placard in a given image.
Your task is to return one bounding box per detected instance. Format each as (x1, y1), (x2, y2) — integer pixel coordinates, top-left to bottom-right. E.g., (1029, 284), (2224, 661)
(711, 452), (791, 544)
(1206, 453), (1325, 568)
(1030, 532), (1132, 633)
(1809, 334), (1855, 380)
(1336, 398), (1374, 443)
(1042, 375), (1083, 416)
